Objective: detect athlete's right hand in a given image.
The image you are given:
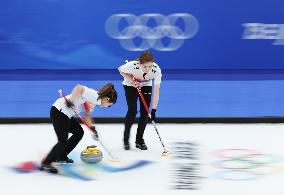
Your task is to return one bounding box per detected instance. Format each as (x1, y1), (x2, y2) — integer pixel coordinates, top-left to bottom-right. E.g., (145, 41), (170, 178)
(65, 99), (74, 108)
(125, 73), (135, 84)
(132, 76), (144, 86)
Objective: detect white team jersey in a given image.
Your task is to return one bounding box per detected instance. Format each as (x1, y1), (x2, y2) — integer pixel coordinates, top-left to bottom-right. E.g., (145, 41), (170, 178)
(53, 86), (101, 118)
(118, 60), (162, 87)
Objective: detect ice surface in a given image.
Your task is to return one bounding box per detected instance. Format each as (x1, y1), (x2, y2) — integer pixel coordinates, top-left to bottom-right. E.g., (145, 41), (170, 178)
(0, 123), (283, 195)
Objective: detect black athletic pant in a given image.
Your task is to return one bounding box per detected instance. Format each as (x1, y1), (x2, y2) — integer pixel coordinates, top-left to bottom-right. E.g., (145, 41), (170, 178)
(43, 106), (84, 164)
(123, 85), (152, 144)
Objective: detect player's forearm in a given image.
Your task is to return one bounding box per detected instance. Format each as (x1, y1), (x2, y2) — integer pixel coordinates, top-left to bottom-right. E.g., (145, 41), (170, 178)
(84, 112), (94, 126)
(118, 68), (133, 82)
(70, 84), (84, 101)
(152, 85), (160, 109)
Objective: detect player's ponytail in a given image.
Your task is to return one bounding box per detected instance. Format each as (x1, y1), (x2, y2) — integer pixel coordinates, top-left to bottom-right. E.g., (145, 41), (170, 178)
(98, 83), (117, 104)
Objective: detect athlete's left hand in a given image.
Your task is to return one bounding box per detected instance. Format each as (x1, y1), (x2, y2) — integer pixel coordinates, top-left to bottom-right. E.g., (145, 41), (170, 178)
(151, 109), (156, 122)
(90, 125), (99, 141)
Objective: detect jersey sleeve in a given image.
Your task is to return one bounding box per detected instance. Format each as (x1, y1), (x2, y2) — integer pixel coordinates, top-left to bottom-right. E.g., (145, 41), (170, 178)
(118, 61), (135, 74)
(82, 86), (99, 104)
(154, 65), (162, 85)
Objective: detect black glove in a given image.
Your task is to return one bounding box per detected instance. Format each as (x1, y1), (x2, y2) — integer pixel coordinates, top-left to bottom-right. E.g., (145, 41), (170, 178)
(65, 99), (74, 108)
(90, 125), (99, 141)
(151, 109), (156, 122)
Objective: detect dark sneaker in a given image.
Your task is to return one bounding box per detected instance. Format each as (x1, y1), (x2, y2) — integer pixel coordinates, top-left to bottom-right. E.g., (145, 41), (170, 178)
(39, 163), (58, 174)
(124, 142), (130, 150)
(135, 142), (148, 150)
(55, 157), (74, 164)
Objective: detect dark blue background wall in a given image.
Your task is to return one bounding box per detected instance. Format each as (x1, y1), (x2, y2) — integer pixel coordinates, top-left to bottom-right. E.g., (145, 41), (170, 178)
(1, 0), (284, 118)
(0, 0), (283, 69)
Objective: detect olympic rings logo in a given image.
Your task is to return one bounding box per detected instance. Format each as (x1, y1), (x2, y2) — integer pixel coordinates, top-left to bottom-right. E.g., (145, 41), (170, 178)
(211, 149), (284, 181)
(105, 13), (199, 51)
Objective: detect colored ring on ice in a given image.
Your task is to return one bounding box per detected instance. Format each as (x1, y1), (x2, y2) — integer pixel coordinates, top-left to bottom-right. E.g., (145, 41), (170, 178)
(211, 148), (261, 159)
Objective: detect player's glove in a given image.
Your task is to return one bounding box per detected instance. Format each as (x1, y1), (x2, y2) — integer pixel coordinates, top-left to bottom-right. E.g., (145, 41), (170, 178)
(132, 76), (143, 83)
(65, 99), (74, 108)
(151, 109), (156, 122)
(90, 125), (99, 141)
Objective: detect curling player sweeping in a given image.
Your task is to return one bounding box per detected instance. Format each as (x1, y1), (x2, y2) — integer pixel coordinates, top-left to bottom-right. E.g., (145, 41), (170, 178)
(118, 51), (162, 151)
(40, 83), (117, 173)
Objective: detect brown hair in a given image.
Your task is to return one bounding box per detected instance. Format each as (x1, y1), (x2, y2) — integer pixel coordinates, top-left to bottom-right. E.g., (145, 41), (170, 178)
(98, 83), (117, 104)
(139, 51), (154, 64)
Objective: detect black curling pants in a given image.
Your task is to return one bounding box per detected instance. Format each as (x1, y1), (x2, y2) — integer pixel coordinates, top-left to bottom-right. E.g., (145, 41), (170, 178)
(43, 106), (84, 165)
(123, 85), (152, 144)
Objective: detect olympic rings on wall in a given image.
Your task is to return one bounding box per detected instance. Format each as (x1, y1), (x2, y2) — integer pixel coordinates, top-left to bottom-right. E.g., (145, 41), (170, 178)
(105, 13), (199, 51)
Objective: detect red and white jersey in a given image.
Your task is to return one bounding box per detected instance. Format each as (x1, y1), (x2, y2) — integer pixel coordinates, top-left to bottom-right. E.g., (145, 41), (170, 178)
(53, 86), (101, 118)
(119, 60), (162, 87)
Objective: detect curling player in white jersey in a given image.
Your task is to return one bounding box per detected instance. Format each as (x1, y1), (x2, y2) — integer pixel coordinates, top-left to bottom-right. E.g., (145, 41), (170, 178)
(118, 51), (162, 150)
(40, 83), (117, 173)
